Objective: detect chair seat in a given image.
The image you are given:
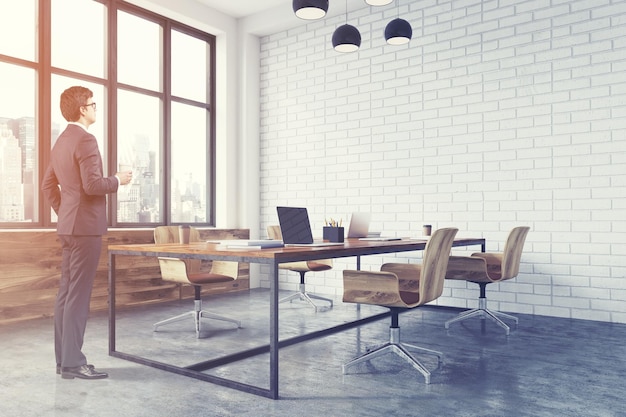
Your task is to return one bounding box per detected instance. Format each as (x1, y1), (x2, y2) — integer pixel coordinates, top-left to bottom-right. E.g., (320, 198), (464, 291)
(306, 261), (333, 271)
(187, 272), (235, 285)
(343, 289), (420, 307)
(280, 261), (333, 273)
(399, 291), (419, 305)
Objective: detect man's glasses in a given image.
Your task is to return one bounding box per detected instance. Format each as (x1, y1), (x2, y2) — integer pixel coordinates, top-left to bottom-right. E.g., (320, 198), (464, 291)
(83, 102), (96, 110)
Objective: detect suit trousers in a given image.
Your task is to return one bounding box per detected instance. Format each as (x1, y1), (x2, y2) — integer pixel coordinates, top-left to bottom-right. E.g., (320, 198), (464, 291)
(55, 235), (102, 368)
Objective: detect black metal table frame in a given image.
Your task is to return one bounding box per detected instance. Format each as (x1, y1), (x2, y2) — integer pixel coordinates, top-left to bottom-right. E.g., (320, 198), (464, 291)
(108, 238), (485, 399)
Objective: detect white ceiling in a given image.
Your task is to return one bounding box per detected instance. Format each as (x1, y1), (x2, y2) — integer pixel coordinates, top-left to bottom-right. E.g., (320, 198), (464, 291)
(192, 0), (288, 19)
(189, 0), (390, 36)
(192, 0), (371, 20)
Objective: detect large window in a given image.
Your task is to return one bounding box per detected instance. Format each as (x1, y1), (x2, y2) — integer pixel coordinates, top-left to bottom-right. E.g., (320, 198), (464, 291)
(0, 0), (216, 228)
(0, 64), (37, 222)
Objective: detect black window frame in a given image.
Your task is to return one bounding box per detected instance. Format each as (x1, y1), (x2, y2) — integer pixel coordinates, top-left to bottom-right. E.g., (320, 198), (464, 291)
(0, 0), (216, 229)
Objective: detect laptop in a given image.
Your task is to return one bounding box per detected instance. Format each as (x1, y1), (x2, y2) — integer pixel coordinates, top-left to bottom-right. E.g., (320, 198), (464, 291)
(345, 212), (400, 241)
(347, 212), (371, 238)
(277, 206), (344, 247)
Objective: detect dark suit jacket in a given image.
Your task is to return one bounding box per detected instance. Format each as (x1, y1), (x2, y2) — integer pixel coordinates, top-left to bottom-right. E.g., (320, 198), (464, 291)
(42, 124), (119, 236)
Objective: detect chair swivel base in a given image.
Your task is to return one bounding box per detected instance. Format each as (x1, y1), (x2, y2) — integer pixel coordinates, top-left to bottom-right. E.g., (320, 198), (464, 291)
(445, 297), (518, 335)
(342, 327), (442, 384)
(279, 283), (333, 312)
(153, 301), (241, 338)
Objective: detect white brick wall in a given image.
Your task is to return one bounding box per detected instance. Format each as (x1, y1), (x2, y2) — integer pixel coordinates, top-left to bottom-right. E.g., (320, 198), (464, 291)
(257, 0), (626, 323)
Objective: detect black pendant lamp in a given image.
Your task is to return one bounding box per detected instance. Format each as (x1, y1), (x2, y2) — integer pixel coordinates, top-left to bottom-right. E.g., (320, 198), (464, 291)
(293, 0), (329, 20)
(385, 17), (412, 45)
(332, 24), (362, 52)
(332, 0), (361, 52)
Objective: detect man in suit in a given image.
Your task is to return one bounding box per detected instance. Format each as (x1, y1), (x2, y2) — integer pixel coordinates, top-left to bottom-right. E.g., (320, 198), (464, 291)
(42, 86), (132, 380)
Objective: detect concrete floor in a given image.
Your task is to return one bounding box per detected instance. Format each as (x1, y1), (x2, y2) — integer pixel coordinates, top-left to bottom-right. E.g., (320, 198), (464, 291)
(1, 288), (625, 417)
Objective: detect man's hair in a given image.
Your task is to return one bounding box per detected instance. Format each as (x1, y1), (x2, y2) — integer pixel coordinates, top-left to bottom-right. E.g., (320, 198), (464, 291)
(59, 86), (93, 122)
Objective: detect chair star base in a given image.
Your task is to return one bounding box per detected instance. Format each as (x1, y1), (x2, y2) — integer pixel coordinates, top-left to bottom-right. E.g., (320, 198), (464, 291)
(153, 299), (241, 338)
(279, 283), (333, 311)
(444, 297), (518, 335)
(342, 327), (442, 384)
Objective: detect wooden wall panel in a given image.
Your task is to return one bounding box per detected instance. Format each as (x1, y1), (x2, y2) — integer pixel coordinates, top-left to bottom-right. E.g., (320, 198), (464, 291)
(0, 228), (249, 326)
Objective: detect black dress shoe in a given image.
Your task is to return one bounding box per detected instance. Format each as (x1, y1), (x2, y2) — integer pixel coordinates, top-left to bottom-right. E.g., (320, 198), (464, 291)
(57, 364), (95, 375)
(61, 364), (108, 380)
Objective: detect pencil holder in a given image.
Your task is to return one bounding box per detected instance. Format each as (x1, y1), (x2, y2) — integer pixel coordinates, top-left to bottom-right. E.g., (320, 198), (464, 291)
(323, 227), (344, 243)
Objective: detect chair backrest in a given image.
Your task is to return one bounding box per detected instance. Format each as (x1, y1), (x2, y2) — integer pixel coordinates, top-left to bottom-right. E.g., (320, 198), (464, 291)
(267, 225), (282, 240)
(501, 226), (530, 279)
(153, 226), (239, 279)
(419, 227), (458, 304)
(154, 225), (202, 274)
(154, 225), (201, 244)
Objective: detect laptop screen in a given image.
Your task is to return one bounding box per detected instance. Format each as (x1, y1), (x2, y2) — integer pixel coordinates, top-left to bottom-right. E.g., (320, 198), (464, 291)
(347, 212), (371, 238)
(276, 206), (314, 244)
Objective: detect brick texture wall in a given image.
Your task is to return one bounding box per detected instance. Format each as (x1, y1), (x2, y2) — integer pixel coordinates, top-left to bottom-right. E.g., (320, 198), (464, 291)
(258, 0), (626, 323)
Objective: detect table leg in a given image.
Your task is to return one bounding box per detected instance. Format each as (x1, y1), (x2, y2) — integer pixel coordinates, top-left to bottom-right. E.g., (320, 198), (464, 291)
(269, 260), (279, 399)
(356, 255), (362, 312)
(108, 253), (116, 354)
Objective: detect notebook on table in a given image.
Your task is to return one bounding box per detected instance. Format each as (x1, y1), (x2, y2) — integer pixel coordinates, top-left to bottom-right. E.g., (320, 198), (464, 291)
(358, 237), (402, 241)
(277, 206), (344, 247)
(220, 239), (284, 249)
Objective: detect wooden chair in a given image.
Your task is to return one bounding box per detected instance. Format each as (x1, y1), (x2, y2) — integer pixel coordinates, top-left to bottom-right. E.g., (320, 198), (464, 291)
(153, 226), (241, 338)
(267, 225), (334, 311)
(444, 226), (530, 335)
(341, 227), (458, 384)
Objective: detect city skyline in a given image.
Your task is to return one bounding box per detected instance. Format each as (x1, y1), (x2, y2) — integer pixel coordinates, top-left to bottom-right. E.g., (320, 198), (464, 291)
(0, 115), (207, 224)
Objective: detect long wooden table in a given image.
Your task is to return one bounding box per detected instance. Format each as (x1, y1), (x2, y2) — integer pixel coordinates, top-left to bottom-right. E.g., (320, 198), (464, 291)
(108, 237), (485, 399)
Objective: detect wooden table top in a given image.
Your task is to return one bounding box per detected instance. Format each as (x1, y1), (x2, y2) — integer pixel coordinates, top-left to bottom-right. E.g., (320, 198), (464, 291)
(108, 237), (486, 264)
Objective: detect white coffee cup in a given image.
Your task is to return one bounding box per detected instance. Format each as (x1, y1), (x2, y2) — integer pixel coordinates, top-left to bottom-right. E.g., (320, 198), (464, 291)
(118, 163), (132, 173)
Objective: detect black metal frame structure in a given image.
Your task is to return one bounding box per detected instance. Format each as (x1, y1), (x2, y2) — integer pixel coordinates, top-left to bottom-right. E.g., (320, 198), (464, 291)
(108, 237), (486, 399)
